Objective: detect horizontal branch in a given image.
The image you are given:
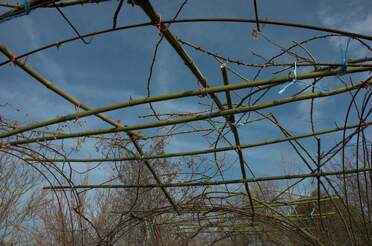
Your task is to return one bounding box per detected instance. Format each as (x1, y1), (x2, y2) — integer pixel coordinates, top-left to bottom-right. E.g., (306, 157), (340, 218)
(1, 66), (368, 140)
(27, 120), (372, 162)
(44, 167), (372, 189)
(0, 0), (112, 23)
(0, 0), (59, 22)
(2, 79), (371, 147)
(49, 0), (112, 8)
(2, 18), (372, 68)
(112, 196), (339, 214)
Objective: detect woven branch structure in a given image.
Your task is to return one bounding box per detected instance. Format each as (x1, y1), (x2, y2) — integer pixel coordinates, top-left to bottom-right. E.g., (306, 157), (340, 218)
(1, 0), (372, 245)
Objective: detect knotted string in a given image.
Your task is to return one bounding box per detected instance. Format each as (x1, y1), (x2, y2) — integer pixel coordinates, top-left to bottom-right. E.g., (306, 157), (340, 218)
(156, 15), (162, 31)
(9, 52), (17, 64)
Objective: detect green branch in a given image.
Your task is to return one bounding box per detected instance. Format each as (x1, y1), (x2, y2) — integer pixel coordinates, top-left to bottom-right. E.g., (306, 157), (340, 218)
(44, 167), (372, 189)
(4, 79), (371, 147)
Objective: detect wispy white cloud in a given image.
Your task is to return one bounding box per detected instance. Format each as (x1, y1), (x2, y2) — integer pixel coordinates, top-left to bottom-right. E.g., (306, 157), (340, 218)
(0, 85), (67, 122)
(348, 13), (372, 34)
(154, 43), (172, 95)
(20, 18), (67, 84)
(317, 1), (372, 56)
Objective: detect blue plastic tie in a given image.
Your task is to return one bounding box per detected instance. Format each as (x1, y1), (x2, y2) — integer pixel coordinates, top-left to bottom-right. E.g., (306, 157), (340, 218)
(0, 0), (30, 24)
(338, 38), (351, 76)
(279, 62), (297, 94)
(24, 0), (30, 15)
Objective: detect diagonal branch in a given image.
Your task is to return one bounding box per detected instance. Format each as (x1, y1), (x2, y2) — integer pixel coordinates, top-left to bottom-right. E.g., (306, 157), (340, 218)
(0, 42), (180, 215)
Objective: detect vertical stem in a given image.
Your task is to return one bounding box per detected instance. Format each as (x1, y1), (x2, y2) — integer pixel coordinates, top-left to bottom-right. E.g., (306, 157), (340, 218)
(316, 137), (326, 241)
(221, 64), (255, 215)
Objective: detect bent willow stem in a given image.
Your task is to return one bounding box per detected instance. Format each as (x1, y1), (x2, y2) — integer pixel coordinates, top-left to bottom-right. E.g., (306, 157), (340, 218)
(44, 167), (372, 189)
(2, 79), (371, 147)
(0, 65), (368, 140)
(26, 121), (372, 163)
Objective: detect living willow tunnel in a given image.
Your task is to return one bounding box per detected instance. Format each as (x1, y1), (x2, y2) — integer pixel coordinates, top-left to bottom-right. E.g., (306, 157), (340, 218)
(0, 0), (371, 245)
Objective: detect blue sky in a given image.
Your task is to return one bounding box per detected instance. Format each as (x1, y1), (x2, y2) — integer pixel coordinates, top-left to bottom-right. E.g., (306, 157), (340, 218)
(0, 0), (371, 190)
